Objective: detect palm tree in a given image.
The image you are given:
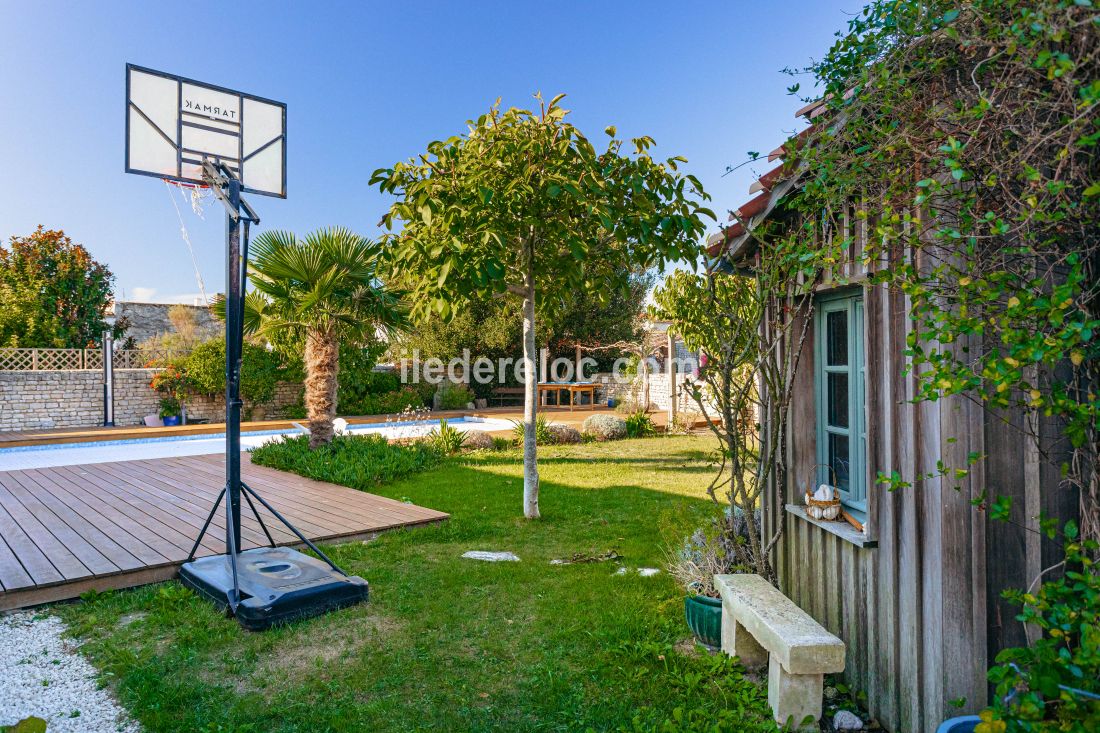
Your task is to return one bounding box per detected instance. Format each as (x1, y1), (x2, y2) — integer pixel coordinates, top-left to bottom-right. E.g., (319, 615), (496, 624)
(238, 227), (406, 448)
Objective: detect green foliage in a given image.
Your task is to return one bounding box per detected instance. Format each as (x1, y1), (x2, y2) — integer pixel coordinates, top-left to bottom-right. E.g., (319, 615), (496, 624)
(182, 338), (288, 404)
(223, 227), (408, 346)
(158, 395), (181, 418)
(426, 418), (467, 455)
(983, 530), (1100, 733)
(0, 226), (122, 348)
(624, 409), (656, 438)
(349, 387), (428, 416)
(392, 296), (519, 362)
(335, 342), (395, 412)
(438, 383), (474, 410)
(249, 433), (437, 487)
(371, 94), (714, 323)
(512, 415), (556, 445)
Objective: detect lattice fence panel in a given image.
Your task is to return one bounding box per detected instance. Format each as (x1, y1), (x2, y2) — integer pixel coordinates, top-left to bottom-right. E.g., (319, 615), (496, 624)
(117, 349), (163, 369)
(0, 347), (165, 370)
(0, 349), (36, 370)
(35, 349), (85, 370)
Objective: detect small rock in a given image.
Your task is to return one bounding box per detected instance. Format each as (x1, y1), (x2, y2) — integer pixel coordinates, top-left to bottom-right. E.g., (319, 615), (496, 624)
(461, 551), (520, 562)
(824, 686), (838, 700)
(833, 710), (863, 731)
(614, 567), (629, 575)
(637, 567), (661, 577)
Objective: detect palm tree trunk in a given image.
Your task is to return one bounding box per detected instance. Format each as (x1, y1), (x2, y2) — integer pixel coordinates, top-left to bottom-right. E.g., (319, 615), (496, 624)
(522, 273), (540, 519)
(304, 328), (339, 449)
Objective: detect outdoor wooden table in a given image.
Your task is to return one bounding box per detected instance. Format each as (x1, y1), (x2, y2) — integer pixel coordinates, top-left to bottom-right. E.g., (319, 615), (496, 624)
(537, 382), (598, 411)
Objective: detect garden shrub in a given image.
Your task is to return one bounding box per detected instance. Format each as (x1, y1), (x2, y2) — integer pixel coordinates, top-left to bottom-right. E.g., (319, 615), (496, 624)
(342, 386), (426, 416)
(438, 383), (474, 410)
(583, 414), (627, 441)
(624, 409), (656, 438)
(425, 419), (466, 455)
(512, 416), (556, 444)
(183, 338), (288, 404)
(983, 528), (1100, 732)
(462, 430), (495, 450)
(546, 423), (582, 445)
(666, 508), (756, 598)
(250, 433), (438, 487)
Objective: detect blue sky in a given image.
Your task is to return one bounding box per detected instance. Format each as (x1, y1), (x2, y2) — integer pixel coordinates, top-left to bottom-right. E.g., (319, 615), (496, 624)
(0, 1), (857, 304)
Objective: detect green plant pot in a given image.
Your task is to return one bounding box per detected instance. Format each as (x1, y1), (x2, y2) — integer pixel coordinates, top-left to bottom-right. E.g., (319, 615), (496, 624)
(684, 594), (722, 649)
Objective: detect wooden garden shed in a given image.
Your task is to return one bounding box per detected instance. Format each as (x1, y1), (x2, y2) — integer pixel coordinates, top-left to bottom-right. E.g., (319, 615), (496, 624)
(706, 101), (1078, 733)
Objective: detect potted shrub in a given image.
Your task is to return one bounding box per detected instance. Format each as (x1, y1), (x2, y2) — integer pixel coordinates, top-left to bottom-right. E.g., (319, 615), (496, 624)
(666, 508), (758, 649)
(150, 359), (189, 426)
(159, 396), (182, 426)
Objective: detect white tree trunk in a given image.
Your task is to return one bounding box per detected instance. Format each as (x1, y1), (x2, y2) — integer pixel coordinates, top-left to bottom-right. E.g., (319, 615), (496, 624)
(522, 280), (540, 519)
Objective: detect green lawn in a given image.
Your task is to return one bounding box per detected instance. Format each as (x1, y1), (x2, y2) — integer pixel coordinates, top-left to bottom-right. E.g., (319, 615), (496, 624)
(57, 435), (776, 733)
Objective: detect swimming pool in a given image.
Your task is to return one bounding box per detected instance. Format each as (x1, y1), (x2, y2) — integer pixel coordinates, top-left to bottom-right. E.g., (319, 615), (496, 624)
(0, 416), (514, 471)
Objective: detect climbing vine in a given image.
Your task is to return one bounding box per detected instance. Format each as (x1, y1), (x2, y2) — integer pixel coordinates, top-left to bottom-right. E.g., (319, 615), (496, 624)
(729, 0), (1099, 727)
(779, 0), (1099, 538)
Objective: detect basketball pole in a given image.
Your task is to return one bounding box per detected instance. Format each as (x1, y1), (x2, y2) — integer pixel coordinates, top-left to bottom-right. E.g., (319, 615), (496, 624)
(224, 173), (244, 555)
(187, 160), (348, 611)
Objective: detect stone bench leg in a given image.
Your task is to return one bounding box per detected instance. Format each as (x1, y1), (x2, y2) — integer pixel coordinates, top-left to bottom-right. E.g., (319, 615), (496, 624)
(720, 603), (768, 668)
(767, 655), (823, 730)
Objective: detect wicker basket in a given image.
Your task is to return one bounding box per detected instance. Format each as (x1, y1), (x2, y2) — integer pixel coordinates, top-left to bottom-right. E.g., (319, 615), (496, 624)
(803, 463), (842, 521)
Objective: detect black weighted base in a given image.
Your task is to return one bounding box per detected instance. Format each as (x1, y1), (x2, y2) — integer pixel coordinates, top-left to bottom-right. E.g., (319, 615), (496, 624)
(179, 547), (369, 631)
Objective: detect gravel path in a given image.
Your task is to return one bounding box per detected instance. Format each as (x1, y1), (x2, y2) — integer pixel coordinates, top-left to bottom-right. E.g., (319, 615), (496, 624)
(0, 612), (141, 733)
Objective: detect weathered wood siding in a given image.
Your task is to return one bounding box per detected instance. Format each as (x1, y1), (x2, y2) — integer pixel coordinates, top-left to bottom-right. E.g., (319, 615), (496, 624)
(764, 273), (1075, 733)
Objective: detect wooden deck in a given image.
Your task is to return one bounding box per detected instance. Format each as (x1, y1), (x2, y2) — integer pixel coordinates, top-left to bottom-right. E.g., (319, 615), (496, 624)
(0, 453), (448, 610)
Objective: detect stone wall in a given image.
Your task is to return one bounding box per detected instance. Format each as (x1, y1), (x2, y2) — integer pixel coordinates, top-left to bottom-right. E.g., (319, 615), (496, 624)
(0, 369), (303, 431)
(182, 381), (303, 423)
(115, 301), (221, 345)
(0, 369), (160, 431)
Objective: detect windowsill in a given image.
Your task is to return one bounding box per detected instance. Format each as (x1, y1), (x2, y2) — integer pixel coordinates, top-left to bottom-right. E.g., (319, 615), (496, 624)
(785, 504), (877, 549)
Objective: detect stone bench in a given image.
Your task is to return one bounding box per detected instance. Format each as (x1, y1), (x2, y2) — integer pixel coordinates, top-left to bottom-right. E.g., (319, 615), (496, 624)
(714, 573), (845, 729)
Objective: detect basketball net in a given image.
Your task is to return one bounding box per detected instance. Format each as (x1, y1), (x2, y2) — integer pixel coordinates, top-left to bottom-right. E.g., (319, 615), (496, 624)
(163, 179), (212, 306)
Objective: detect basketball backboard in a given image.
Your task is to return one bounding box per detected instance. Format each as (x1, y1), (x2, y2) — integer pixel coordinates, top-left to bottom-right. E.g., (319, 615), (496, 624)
(125, 64), (286, 198)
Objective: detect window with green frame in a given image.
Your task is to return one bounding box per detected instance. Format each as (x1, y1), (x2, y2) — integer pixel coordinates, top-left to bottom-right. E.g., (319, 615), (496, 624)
(814, 290), (867, 516)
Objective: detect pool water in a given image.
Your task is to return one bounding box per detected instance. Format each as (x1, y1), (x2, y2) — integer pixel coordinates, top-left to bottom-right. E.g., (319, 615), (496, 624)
(0, 417), (513, 471)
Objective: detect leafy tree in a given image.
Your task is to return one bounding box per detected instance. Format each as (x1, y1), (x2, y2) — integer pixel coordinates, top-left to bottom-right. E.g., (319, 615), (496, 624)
(545, 266), (654, 371)
(372, 94), (713, 518)
(390, 295), (521, 398)
(0, 226), (122, 347)
(224, 227), (407, 448)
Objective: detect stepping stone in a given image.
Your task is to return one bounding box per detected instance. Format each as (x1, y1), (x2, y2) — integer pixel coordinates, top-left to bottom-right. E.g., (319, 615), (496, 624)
(462, 551), (520, 562)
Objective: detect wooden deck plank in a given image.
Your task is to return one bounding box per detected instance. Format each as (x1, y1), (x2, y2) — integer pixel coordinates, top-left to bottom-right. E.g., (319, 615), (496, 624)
(127, 458), (355, 540)
(49, 464), (227, 558)
(22, 467), (173, 567)
(0, 454), (447, 610)
(6, 470), (146, 573)
(0, 473), (97, 579)
(88, 461), (278, 548)
(3, 470), (128, 575)
(0, 532), (34, 591)
(0, 502), (62, 587)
